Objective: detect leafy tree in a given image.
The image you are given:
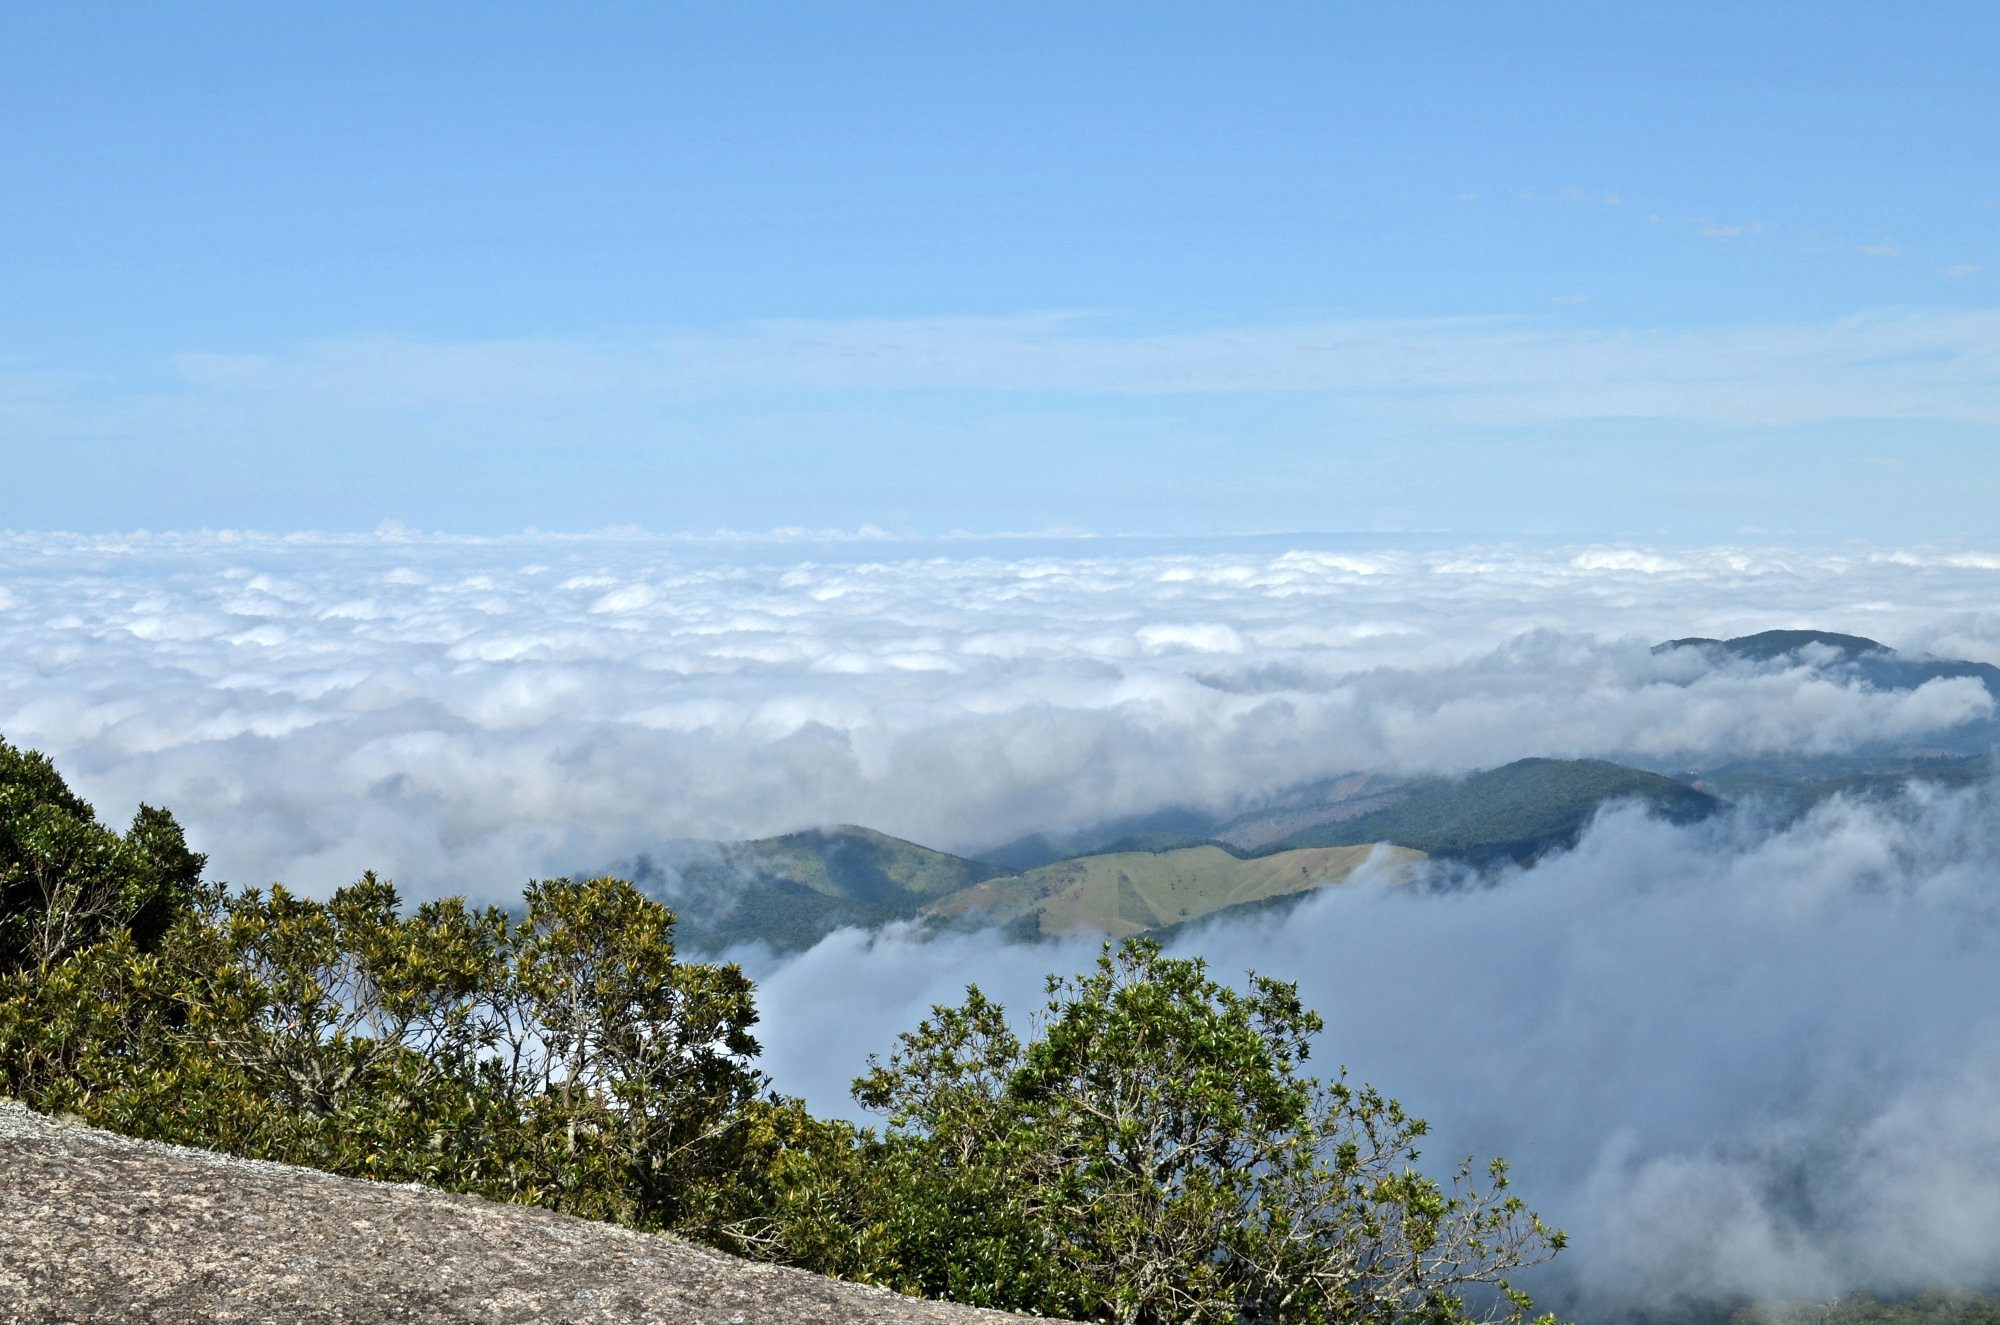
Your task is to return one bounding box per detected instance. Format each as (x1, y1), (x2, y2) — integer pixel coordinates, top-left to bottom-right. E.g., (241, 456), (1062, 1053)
(189, 873), (498, 1119)
(839, 985), (1080, 1311)
(0, 734), (208, 975)
(857, 939), (1564, 1325)
(1, 854), (769, 1235)
(0, 929), (188, 1116)
(467, 873), (766, 1230)
(708, 1096), (912, 1280)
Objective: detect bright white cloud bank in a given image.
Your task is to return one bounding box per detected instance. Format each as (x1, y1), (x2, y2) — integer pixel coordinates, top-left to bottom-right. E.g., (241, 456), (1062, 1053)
(3, 530), (1998, 895)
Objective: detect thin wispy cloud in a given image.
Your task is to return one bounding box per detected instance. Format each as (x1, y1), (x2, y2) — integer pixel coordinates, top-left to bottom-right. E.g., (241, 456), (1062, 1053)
(1699, 220), (1767, 240)
(46, 305), (1986, 428)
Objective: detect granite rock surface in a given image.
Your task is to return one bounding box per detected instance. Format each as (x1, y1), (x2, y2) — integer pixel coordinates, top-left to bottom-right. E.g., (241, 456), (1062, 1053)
(0, 1100), (1056, 1325)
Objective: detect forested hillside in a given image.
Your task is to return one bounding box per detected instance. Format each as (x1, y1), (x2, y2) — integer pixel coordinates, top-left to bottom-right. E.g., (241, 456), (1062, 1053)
(1272, 758), (1721, 863)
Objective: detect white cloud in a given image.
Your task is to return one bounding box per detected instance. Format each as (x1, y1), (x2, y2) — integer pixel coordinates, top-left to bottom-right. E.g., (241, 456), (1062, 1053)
(2, 532), (1998, 899)
(589, 583), (659, 614)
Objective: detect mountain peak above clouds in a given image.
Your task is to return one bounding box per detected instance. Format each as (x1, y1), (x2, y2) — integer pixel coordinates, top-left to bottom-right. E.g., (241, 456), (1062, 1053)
(1655, 629), (2000, 701)
(1653, 629), (1892, 660)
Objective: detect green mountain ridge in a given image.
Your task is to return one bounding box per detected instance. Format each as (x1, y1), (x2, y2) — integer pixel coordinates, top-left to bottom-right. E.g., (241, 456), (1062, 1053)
(1269, 757), (1724, 863)
(976, 807), (1224, 873)
(634, 758), (1733, 950)
(718, 824), (1002, 902)
(1208, 772), (1414, 853)
(632, 719), (1996, 953)
(631, 822), (1429, 953)
(1693, 752), (1995, 819)
(1654, 629), (1893, 660)
(625, 824), (1003, 953)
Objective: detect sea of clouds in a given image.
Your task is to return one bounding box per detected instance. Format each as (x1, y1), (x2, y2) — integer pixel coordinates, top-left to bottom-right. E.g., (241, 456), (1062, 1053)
(5, 528), (2000, 1309)
(3, 529), (1997, 896)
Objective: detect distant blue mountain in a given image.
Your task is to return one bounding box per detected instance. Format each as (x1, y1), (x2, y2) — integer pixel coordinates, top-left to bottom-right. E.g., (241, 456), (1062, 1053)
(1655, 628), (1888, 661)
(1655, 629), (2000, 701)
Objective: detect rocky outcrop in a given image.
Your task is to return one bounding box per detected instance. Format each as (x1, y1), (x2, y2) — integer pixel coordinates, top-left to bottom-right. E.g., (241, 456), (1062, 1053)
(0, 1100), (1056, 1324)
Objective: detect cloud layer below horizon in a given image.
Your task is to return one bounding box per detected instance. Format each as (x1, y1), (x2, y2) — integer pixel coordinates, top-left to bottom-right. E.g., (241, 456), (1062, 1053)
(3, 531), (1998, 897)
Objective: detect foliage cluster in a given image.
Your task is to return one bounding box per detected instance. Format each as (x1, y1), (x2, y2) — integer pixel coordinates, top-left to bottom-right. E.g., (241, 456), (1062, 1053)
(1, 867), (775, 1231)
(844, 944), (1563, 1324)
(0, 739), (206, 975)
(0, 733), (1562, 1324)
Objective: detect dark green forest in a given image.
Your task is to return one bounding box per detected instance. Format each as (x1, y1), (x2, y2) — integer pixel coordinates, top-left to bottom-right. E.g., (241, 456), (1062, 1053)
(1269, 759), (1721, 864)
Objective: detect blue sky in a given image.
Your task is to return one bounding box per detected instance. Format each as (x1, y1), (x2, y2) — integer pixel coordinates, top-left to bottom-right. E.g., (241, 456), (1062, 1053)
(3, 1), (1995, 537)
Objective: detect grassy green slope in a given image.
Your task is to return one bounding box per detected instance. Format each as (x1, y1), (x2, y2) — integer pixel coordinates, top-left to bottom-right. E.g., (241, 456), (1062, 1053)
(1272, 757), (1722, 863)
(925, 842), (1423, 939)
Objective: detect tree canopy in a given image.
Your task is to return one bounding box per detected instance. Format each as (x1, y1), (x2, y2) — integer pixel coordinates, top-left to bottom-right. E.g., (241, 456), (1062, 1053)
(0, 735), (207, 975)
(857, 939), (1564, 1325)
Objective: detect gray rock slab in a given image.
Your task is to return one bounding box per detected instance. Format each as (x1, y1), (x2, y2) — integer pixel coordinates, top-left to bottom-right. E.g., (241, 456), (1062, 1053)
(0, 1100), (1059, 1325)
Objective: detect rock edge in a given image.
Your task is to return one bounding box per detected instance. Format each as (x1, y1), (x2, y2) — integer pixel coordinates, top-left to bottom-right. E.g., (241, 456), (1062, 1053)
(0, 1099), (1059, 1325)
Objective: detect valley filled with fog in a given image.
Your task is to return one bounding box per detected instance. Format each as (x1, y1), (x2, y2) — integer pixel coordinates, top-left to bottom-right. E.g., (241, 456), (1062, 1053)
(5, 529), (2000, 1315)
